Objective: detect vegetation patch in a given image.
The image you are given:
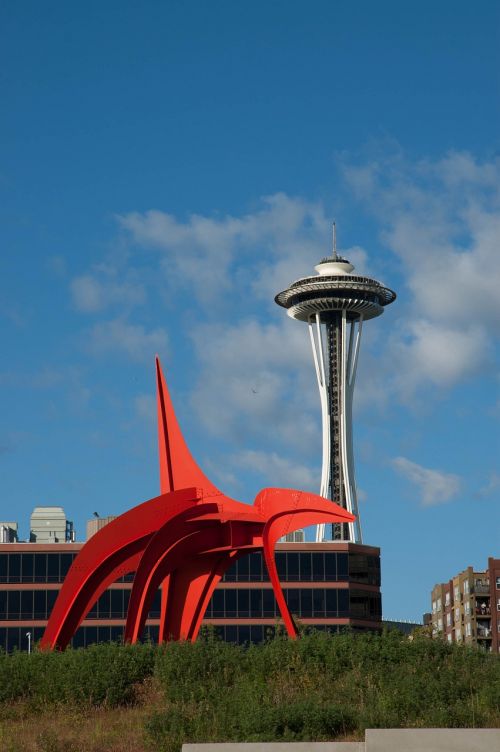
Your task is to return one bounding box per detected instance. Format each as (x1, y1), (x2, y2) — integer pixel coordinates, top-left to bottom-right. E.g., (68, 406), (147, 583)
(0, 630), (498, 752)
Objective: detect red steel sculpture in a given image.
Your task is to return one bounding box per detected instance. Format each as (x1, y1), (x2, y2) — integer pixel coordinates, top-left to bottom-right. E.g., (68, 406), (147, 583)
(41, 358), (355, 650)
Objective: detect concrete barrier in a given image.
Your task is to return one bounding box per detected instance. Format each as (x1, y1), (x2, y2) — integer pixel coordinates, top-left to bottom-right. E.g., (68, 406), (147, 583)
(183, 729), (500, 752)
(366, 728), (500, 751)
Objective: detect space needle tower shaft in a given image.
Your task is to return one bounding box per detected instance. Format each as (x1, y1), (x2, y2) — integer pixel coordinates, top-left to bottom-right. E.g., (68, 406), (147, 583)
(275, 226), (396, 543)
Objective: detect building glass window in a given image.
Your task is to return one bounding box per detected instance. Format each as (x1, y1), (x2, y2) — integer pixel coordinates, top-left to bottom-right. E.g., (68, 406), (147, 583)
(312, 553), (324, 581)
(9, 554), (21, 583)
(324, 553), (337, 581)
(34, 554), (47, 582)
(300, 553), (312, 582)
(287, 553), (299, 582)
(21, 554), (34, 583)
(47, 555), (59, 583)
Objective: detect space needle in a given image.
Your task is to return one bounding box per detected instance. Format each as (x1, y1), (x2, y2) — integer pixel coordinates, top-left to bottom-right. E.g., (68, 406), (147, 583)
(275, 226), (396, 543)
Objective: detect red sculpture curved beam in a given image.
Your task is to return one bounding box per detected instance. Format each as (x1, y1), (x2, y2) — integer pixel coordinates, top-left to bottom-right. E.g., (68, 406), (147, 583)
(256, 488), (356, 638)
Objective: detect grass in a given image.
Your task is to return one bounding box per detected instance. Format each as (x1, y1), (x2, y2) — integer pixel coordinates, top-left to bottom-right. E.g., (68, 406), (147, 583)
(0, 631), (498, 752)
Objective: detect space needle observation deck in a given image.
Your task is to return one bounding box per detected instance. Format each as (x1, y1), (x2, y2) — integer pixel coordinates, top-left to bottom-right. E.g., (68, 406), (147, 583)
(275, 228), (396, 543)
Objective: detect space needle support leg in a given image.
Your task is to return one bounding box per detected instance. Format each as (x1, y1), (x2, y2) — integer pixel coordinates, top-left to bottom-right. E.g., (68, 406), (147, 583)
(309, 314), (330, 543)
(345, 315), (363, 542)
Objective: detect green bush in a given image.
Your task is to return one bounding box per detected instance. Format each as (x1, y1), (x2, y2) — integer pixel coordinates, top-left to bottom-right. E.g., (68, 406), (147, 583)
(0, 642), (155, 707)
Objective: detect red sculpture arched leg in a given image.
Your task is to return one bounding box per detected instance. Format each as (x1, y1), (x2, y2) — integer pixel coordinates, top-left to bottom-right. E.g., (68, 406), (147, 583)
(40, 487), (199, 650)
(125, 525), (228, 643)
(42, 545), (145, 650)
(186, 549), (242, 641)
(255, 488), (356, 638)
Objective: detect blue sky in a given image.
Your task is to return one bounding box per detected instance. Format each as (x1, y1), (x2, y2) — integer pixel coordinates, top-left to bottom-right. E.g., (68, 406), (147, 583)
(1, 1), (499, 622)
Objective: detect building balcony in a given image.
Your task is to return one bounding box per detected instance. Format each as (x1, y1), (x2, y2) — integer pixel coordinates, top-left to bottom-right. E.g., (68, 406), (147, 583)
(473, 583), (490, 595)
(476, 607), (491, 616)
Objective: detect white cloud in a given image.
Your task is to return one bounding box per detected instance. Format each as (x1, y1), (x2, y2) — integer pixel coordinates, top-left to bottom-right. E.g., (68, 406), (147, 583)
(342, 150), (500, 402)
(190, 317), (320, 452)
(392, 456), (461, 507)
(117, 194), (336, 306)
(87, 319), (168, 362)
(71, 271), (145, 313)
(232, 449), (319, 492)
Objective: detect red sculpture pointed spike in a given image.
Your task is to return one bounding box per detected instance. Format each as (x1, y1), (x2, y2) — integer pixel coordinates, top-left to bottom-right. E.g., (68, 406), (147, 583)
(155, 356), (220, 497)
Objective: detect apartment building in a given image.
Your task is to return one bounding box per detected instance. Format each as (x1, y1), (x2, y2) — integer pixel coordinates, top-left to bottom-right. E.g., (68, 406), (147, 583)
(431, 557), (500, 652)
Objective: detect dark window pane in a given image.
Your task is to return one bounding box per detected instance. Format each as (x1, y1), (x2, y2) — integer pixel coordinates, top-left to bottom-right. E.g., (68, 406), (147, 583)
(46, 590), (58, 617)
(287, 553), (299, 582)
(34, 591), (46, 619)
(47, 554), (59, 583)
(8, 591), (20, 619)
(337, 554), (348, 581)
(238, 555), (249, 582)
(0, 555), (7, 582)
(325, 589), (337, 617)
(111, 625), (123, 643)
(300, 589), (313, 616)
(312, 553), (324, 581)
(98, 591), (110, 619)
(262, 589), (276, 617)
(337, 589), (349, 616)
(97, 627), (111, 644)
(225, 625), (237, 643)
(123, 590), (130, 614)
(60, 554), (74, 579)
(238, 625), (250, 644)
(223, 562), (237, 582)
(88, 598), (98, 618)
(349, 554), (368, 584)
(0, 628), (5, 651)
(325, 554), (337, 581)
(237, 589), (249, 617)
(225, 589), (236, 617)
(85, 627), (97, 646)
(313, 589), (325, 617)
(72, 628), (85, 649)
(7, 628), (21, 652)
(9, 554), (20, 583)
(0, 592), (6, 619)
(21, 591), (33, 619)
(250, 625), (264, 644)
(21, 554), (34, 583)
(211, 590), (224, 618)
(285, 588), (300, 615)
(300, 554), (312, 582)
(33, 627), (44, 643)
(250, 589), (262, 617)
(249, 553), (262, 581)
(34, 554), (47, 582)
(110, 590), (123, 618)
(275, 553), (286, 580)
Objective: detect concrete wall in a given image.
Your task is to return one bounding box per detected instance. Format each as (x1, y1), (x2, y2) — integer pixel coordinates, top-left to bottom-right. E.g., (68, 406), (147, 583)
(183, 729), (500, 752)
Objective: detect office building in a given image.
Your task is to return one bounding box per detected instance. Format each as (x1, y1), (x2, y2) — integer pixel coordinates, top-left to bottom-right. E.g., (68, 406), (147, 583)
(0, 540), (381, 651)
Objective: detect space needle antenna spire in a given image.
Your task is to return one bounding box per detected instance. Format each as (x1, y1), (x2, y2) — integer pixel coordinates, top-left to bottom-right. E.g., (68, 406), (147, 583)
(275, 226), (396, 543)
